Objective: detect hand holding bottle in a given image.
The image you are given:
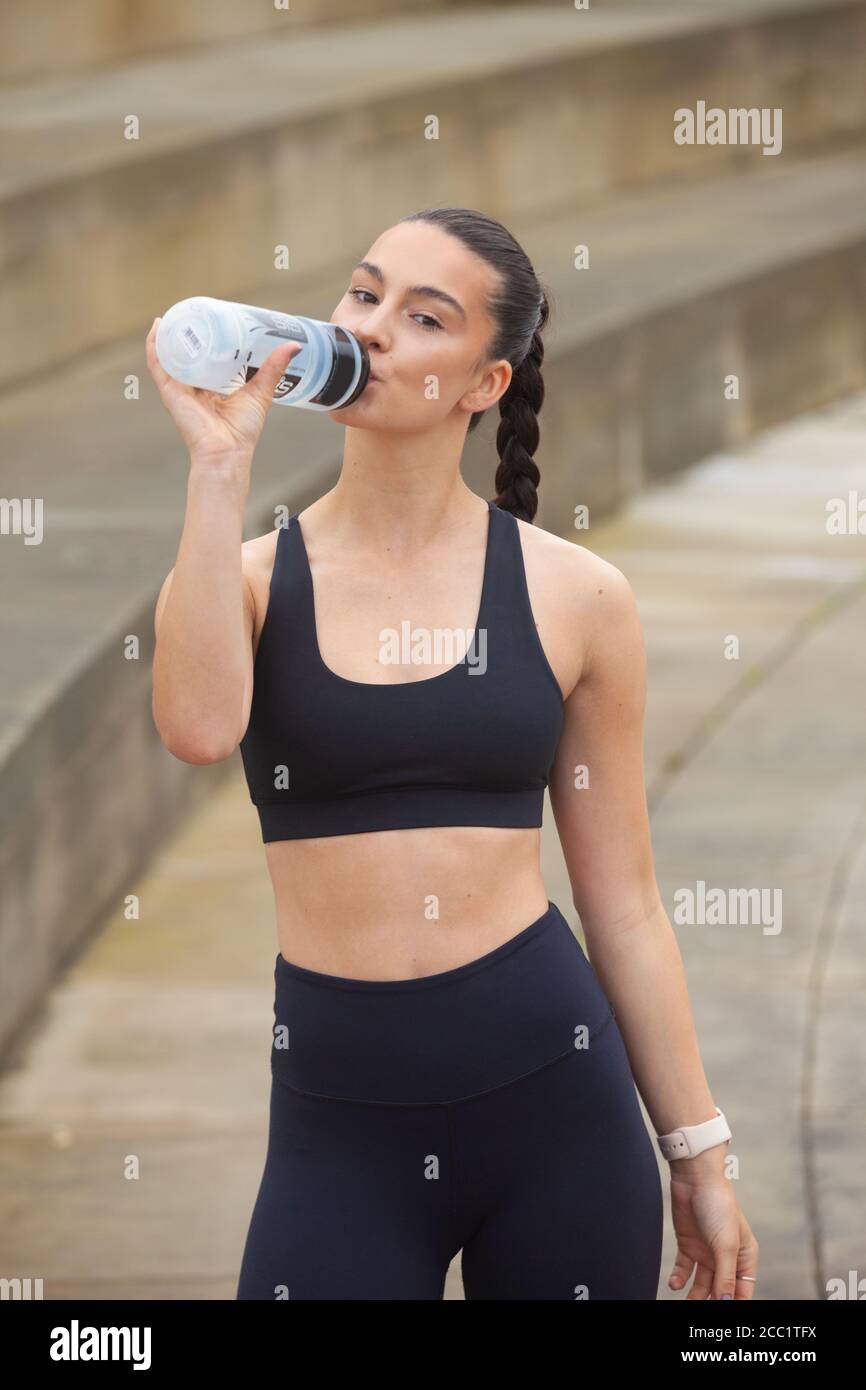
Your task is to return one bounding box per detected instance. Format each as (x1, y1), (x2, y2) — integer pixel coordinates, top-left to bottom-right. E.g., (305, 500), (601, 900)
(146, 316), (301, 465)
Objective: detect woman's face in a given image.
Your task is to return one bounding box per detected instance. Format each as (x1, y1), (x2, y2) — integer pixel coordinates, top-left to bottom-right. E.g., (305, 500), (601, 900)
(328, 221), (511, 431)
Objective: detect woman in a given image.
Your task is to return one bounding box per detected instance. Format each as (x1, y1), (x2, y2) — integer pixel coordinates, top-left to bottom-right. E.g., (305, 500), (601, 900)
(148, 207), (759, 1301)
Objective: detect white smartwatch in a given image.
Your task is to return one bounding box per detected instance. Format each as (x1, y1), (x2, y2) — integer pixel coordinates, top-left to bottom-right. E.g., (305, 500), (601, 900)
(656, 1106), (731, 1161)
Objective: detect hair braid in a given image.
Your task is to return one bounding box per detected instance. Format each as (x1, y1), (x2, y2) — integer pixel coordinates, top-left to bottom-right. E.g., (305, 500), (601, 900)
(492, 291), (549, 523)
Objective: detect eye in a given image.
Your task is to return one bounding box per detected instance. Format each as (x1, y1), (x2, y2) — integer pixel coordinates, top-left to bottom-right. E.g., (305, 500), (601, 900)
(347, 287), (443, 332)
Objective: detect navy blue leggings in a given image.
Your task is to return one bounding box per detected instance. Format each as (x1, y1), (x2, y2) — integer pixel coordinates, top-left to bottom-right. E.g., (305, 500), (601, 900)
(236, 900), (663, 1300)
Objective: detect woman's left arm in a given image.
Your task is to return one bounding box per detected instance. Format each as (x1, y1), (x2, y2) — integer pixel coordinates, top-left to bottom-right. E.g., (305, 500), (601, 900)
(548, 555), (759, 1301)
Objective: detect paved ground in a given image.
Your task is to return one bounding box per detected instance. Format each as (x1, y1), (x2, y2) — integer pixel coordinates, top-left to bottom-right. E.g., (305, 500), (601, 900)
(1, 389), (864, 1300)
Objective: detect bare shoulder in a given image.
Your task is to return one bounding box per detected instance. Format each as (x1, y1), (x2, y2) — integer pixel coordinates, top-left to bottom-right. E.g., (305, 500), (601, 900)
(242, 525), (283, 645)
(242, 525), (280, 588)
(514, 516), (639, 697)
(514, 513), (603, 575)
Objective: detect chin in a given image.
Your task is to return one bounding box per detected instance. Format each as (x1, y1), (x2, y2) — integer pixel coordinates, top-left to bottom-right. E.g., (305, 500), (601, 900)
(328, 394), (384, 422)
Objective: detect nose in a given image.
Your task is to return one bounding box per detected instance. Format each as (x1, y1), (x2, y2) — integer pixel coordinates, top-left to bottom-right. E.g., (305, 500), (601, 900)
(352, 298), (393, 345)
(354, 320), (387, 353)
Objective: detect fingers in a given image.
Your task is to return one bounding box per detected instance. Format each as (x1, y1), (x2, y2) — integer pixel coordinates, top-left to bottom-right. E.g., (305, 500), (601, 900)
(709, 1236), (741, 1300)
(244, 342), (301, 408)
(146, 314), (198, 402)
(731, 1233), (759, 1301)
(668, 1251), (693, 1292)
(709, 1217), (759, 1301)
(687, 1263), (714, 1300)
(145, 316), (168, 384)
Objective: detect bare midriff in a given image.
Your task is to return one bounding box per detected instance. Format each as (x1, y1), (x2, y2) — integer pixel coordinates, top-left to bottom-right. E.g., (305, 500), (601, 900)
(264, 826), (551, 981)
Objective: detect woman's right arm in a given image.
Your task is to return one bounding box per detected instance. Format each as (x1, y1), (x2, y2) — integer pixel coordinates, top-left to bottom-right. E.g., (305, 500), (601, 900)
(146, 315), (301, 763)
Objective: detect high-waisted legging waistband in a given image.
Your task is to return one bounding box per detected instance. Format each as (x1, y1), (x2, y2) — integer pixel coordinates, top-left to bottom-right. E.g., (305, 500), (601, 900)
(270, 900), (615, 1106)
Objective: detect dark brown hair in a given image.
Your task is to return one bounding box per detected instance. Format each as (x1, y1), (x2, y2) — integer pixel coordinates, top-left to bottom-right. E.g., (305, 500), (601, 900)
(398, 207), (551, 523)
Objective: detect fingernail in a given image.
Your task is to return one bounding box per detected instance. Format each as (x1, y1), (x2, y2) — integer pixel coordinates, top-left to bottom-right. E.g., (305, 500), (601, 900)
(721, 1294), (732, 1300)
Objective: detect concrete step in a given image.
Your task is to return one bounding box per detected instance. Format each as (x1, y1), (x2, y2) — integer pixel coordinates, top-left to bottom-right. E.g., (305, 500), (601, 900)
(0, 0), (499, 85)
(0, 1), (805, 85)
(2, 147), (865, 1055)
(2, 0), (864, 392)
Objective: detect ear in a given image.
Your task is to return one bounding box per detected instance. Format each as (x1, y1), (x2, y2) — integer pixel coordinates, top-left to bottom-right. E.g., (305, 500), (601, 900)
(460, 358), (513, 415)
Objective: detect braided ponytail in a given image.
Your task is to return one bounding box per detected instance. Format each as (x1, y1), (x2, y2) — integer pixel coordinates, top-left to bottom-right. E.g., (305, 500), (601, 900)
(398, 208), (552, 524)
(493, 291), (549, 523)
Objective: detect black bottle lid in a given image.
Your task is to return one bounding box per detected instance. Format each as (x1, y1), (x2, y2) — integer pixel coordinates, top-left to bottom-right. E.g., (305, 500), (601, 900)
(312, 327), (370, 408)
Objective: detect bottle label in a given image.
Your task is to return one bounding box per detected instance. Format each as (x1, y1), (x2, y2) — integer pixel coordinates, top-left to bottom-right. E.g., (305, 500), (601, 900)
(240, 364), (303, 397)
(181, 324), (204, 358)
(274, 371), (303, 398)
(259, 311), (306, 343)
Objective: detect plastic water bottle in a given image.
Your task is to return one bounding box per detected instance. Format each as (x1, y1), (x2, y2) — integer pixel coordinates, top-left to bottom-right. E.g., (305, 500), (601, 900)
(155, 296), (370, 409)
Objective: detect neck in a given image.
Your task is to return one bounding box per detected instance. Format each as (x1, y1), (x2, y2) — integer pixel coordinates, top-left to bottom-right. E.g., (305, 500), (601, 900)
(320, 424), (487, 552)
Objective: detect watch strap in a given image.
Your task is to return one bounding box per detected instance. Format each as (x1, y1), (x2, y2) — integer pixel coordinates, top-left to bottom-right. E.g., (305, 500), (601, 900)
(656, 1106), (731, 1160)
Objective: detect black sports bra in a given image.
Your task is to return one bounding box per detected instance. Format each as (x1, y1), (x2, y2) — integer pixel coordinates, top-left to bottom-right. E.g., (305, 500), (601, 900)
(239, 500), (565, 841)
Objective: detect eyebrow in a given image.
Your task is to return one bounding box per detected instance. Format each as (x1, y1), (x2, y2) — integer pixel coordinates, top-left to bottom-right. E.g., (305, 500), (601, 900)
(352, 260), (466, 320)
